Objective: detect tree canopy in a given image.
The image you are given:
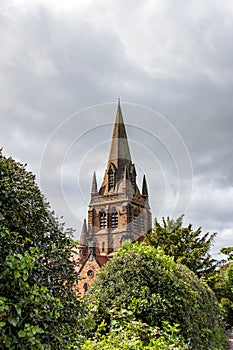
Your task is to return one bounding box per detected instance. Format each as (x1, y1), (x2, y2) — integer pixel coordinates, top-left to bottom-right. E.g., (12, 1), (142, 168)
(144, 215), (218, 277)
(0, 151), (79, 349)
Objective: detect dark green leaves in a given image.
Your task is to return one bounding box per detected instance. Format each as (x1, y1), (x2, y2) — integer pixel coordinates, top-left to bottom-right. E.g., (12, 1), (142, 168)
(0, 151), (80, 349)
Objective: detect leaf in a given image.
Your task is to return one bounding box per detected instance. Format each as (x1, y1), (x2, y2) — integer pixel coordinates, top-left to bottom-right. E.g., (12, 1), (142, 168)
(23, 272), (28, 281)
(9, 316), (20, 327)
(15, 304), (22, 316)
(18, 330), (26, 338)
(14, 270), (20, 278)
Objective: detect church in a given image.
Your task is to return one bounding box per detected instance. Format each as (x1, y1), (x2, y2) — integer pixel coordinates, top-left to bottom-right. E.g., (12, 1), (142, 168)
(76, 100), (152, 293)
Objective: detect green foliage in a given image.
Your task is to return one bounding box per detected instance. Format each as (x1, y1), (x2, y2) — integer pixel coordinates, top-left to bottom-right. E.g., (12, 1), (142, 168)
(210, 248), (233, 328)
(222, 262), (233, 328)
(0, 151), (80, 349)
(117, 240), (176, 269)
(221, 246), (233, 261)
(145, 215), (218, 277)
(83, 241), (225, 349)
(203, 260), (233, 329)
(226, 262), (233, 291)
(80, 319), (189, 350)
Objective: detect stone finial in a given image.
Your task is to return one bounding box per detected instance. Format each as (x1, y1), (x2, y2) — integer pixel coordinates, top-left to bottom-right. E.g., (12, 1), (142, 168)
(91, 171), (98, 194)
(79, 219), (88, 247)
(142, 175), (148, 196)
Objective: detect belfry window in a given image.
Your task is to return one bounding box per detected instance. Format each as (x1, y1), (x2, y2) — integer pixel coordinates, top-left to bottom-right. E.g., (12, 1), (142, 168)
(111, 212), (118, 228)
(100, 212), (107, 229)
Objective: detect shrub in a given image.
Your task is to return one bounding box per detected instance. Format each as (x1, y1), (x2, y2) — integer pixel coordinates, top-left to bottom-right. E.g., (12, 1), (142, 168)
(0, 151), (80, 349)
(82, 241), (226, 349)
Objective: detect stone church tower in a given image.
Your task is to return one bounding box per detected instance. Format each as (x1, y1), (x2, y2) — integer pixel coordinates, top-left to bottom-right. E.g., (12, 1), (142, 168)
(79, 100), (152, 256)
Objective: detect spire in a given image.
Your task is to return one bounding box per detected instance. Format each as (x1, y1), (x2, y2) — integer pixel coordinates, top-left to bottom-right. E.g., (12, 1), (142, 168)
(142, 175), (148, 196)
(79, 219), (88, 246)
(108, 99), (132, 170)
(91, 171), (98, 194)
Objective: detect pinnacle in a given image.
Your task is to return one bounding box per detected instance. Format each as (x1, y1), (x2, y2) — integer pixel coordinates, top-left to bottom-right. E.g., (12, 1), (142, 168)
(79, 219), (88, 246)
(142, 175), (148, 196)
(91, 171), (98, 194)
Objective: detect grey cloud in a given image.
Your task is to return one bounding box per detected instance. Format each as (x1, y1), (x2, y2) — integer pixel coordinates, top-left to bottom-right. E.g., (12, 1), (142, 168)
(0, 0), (232, 252)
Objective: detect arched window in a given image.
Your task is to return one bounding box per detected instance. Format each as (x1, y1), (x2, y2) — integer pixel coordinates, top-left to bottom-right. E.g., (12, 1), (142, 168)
(84, 283), (89, 293)
(100, 212), (107, 229)
(111, 212), (118, 228)
(102, 241), (105, 252)
(108, 168), (115, 191)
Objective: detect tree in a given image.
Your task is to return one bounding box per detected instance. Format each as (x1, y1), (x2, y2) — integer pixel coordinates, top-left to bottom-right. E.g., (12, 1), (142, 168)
(0, 151), (80, 349)
(144, 215), (218, 277)
(222, 262), (233, 328)
(208, 247), (233, 329)
(221, 247), (233, 262)
(82, 241), (225, 350)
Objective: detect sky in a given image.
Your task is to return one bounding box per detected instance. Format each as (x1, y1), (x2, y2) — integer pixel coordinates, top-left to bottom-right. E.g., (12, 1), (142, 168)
(0, 0), (233, 258)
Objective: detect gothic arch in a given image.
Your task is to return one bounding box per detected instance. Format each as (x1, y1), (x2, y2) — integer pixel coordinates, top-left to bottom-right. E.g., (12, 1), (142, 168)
(107, 163), (116, 191)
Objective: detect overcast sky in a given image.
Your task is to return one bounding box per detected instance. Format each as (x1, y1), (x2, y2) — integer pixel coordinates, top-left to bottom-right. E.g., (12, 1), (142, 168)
(1, 0), (233, 257)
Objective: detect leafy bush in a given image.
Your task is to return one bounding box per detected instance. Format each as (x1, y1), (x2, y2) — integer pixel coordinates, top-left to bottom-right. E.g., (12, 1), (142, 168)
(81, 320), (189, 350)
(82, 241), (226, 349)
(0, 151), (80, 349)
(221, 262), (233, 328)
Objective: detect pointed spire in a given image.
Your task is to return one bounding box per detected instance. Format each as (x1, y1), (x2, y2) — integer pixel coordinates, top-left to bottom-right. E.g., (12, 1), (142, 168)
(91, 171), (98, 194)
(142, 175), (148, 196)
(108, 99), (132, 170)
(79, 219), (88, 246)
